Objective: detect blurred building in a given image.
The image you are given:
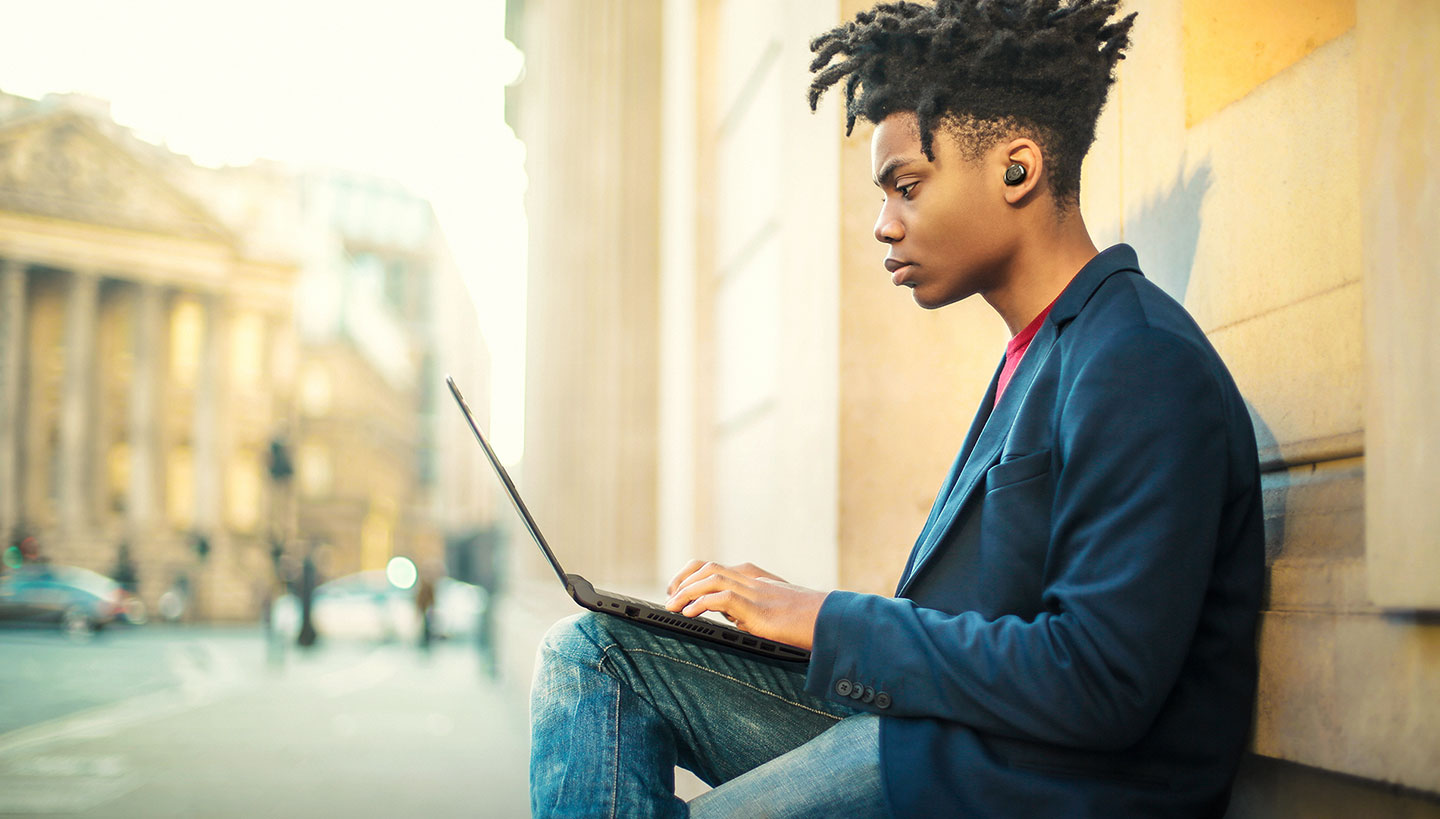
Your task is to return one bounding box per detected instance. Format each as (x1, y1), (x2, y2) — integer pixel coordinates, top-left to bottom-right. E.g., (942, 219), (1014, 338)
(289, 170), (495, 582)
(506, 0), (1438, 814)
(0, 92), (300, 618)
(0, 91), (495, 619)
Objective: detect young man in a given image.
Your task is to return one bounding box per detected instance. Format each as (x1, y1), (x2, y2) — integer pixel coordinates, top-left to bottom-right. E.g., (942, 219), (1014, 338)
(530, 1), (1263, 816)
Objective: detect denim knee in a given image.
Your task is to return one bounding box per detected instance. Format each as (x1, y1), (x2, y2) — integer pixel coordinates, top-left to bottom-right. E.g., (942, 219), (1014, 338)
(537, 611), (611, 668)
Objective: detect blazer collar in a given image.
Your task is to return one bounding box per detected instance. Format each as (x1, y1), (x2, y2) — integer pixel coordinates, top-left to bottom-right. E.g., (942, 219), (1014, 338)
(1048, 243), (1143, 327)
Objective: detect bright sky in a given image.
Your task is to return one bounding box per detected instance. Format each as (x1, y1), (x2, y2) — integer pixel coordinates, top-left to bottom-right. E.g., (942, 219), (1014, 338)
(0, 0), (529, 464)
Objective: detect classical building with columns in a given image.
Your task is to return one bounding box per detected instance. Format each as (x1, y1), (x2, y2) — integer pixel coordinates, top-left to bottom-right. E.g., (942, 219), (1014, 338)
(0, 91), (496, 620)
(0, 93), (299, 619)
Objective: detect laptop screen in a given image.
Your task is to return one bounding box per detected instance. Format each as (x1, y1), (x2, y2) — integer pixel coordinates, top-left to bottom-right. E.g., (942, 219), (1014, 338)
(446, 376), (568, 586)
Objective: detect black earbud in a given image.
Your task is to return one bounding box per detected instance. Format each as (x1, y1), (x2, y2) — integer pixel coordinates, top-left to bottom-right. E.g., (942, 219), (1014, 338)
(1004, 163), (1027, 186)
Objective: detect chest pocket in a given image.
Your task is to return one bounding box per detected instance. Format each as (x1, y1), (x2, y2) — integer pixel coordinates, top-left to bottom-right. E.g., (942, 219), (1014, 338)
(976, 449), (1054, 614)
(985, 449), (1051, 492)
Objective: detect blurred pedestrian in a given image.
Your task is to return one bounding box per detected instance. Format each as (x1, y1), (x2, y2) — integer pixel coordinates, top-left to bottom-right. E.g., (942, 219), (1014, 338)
(297, 550), (318, 648)
(109, 543), (147, 625)
(415, 570), (436, 651)
(111, 542), (139, 592)
(19, 534), (43, 564)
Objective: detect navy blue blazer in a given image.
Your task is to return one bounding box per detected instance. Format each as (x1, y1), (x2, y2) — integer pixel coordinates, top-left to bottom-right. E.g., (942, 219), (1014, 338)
(806, 245), (1264, 817)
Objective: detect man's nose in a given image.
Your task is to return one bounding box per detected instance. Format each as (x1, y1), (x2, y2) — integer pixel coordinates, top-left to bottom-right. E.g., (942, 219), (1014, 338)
(874, 210), (903, 244)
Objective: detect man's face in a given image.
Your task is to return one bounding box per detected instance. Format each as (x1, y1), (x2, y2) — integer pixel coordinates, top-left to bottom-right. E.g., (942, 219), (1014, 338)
(871, 112), (1015, 310)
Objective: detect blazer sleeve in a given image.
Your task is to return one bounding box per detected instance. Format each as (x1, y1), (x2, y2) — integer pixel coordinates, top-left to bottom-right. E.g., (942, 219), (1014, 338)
(805, 327), (1232, 751)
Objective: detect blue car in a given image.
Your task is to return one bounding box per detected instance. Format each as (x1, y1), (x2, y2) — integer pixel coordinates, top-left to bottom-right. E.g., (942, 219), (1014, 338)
(0, 564), (122, 638)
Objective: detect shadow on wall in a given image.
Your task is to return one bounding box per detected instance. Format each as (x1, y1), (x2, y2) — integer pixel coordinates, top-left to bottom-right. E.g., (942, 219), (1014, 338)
(1121, 156), (1289, 565)
(1251, 407), (1287, 566)
(1122, 157), (1211, 304)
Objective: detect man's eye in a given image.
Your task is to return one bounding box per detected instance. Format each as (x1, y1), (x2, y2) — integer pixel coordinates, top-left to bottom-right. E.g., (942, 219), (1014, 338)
(898, 182), (917, 199)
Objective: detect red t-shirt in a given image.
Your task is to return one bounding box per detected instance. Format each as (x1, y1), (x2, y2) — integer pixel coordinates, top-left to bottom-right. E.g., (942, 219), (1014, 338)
(995, 297), (1058, 406)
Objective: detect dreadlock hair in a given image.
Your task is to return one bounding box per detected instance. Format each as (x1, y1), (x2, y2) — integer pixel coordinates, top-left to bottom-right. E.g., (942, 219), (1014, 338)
(808, 0), (1135, 204)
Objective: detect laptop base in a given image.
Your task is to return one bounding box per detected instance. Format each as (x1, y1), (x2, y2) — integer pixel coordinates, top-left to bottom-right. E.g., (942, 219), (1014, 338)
(566, 575), (810, 665)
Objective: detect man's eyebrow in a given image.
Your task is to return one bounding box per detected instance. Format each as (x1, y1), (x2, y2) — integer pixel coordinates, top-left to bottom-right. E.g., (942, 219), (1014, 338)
(873, 156), (918, 188)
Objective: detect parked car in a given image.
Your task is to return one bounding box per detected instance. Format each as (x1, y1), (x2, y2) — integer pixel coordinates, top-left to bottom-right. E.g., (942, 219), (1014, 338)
(269, 570), (485, 643)
(0, 564), (123, 638)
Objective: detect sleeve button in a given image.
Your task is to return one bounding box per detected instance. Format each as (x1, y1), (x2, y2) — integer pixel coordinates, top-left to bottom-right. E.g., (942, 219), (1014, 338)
(862, 686), (875, 703)
(874, 692), (892, 709)
(835, 679), (853, 697)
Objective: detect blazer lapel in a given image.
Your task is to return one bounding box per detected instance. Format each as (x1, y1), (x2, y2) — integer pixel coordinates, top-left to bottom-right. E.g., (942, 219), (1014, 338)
(896, 321), (1060, 597)
(894, 357), (1003, 593)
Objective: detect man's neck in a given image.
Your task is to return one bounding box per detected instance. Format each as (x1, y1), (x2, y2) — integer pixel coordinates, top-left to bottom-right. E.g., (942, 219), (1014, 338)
(984, 210), (1099, 336)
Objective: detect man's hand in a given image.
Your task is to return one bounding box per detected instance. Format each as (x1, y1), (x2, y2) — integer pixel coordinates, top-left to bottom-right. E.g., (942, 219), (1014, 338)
(664, 561), (828, 650)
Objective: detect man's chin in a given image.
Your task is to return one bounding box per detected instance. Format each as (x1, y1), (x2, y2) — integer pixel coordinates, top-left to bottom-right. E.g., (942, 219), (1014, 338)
(911, 288), (963, 311)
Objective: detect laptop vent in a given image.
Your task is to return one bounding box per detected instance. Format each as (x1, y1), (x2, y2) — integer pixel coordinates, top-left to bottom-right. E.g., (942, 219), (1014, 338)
(645, 612), (717, 636)
(643, 612), (805, 660)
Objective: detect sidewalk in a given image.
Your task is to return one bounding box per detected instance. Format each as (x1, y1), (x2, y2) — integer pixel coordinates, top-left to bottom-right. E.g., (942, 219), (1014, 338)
(0, 632), (530, 818)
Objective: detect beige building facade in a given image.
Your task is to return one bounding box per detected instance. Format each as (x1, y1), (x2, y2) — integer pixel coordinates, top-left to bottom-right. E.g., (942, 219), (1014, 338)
(0, 96), (299, 619)
(0, 92), (498, 620)
(509, 0), (1439, 813)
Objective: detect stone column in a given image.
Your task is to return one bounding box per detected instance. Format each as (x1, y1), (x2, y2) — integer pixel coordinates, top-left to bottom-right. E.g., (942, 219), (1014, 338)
(59, 269), (100, 533)
(127, 281), (162, 533)
(1362, 0), (1440, 611)
(192, 294), (221, 534)
(518, 0), (663, 586)
(0, 258), (27, 541)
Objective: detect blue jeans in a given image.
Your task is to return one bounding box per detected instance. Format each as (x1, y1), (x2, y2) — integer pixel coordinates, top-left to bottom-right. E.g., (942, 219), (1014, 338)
(530, 612), (888, 818)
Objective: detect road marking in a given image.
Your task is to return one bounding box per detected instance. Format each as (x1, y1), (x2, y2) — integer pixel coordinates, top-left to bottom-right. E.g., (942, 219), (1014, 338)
(0, 640), (250, 759)
(0, 638), (256, 814)
(0, 688), (185, 759)
(0, 754), (141, 814)
(10, 754), (127, 778)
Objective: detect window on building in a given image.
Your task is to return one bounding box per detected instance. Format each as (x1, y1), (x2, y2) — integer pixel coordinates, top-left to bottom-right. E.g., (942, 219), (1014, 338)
(299, 362), (332, 417)
(167, 445), (194, 528)
(299, 442), (333, 498)
(227, 449), (261, 532)
(230, 312), (265, 393)
(108, 442), (130, 514)
(169, 298), (203, 389)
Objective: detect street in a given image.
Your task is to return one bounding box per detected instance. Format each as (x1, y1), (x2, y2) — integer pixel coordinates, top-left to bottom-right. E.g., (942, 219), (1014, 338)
(0, 625), (531, 818)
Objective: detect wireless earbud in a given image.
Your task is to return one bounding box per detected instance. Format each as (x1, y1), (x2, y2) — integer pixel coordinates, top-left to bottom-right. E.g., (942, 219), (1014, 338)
(1004, 163), (1027, 186)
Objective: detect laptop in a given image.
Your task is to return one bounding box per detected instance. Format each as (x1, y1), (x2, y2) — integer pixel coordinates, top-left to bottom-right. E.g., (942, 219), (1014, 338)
(446, 376), (810, 665)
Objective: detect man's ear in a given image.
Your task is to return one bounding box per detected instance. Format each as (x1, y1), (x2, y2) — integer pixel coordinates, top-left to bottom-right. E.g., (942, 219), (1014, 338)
(1000, 138), (1042, 205)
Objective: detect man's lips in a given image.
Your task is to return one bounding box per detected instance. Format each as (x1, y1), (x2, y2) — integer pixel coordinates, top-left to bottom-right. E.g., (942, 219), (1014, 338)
(884, 258), (916, 287)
